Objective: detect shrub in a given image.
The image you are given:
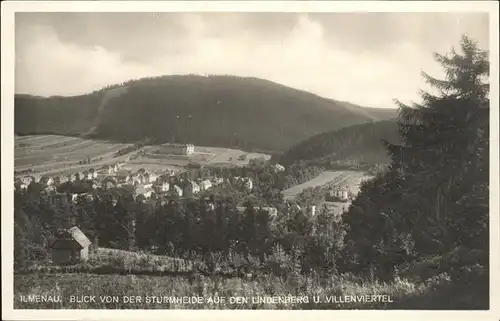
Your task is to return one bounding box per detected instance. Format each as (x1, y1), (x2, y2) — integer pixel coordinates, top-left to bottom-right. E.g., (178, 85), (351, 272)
(263, 244), (300, 278)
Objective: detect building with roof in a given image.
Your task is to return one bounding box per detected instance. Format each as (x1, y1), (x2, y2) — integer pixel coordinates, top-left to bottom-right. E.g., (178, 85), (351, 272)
(50, 226), (92, 264)
(158, 143), (195, 156)
(172, 185), (183, 197)
(200, 179), (213, 191)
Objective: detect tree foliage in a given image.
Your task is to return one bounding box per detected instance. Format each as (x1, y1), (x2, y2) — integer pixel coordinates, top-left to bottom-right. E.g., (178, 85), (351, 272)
(341, 35), (490, 298)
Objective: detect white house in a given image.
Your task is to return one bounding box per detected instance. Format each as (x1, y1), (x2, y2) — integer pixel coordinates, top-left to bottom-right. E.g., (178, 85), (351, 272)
(16, 182), (28, 191)
(184, 180), (200, 195)
(158, 143), (195, 156)
(58, 175), (69, 185)
(308, 205), (317, 216)
(113, 163), (124, 172)
(40, 176), (54, 186)
(148, 173), (158, 184)
(261, 206), (278, 217)
(274, 164), (285, 172)
(172, 185), (183, 197)
(200, 179), (213, 191)
(335, 189), (349, 201)
(135, 186), (153, 199)
(212, 177), (224, 185)
(155, 181), (170, 193)
(243, 178), (253, 191)
(81, 171), (92, 180)
(192, 181), (200, 194)
(21, 176), (34, 186)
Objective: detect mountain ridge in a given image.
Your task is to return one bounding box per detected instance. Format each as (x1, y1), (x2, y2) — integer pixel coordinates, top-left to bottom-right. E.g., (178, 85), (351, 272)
(15, 75), (398, 152)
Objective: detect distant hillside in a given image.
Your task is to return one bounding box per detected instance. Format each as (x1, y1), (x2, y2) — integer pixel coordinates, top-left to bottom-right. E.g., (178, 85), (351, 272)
(15, 75), (397, 152)
(277, 119), (401, 168)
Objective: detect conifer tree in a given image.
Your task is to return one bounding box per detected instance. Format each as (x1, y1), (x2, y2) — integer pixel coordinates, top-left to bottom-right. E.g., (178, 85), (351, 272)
(385, 35), (489, 254)
(343, 35), (490, 280)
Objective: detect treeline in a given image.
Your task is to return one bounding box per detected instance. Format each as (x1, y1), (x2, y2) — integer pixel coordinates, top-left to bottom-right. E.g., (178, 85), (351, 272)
(14, 185), (345, 278)
(339, 36), (490, 309)
(14, 94), (101, 135)
(276, 120), (400, 171)
(15, 75), (396, 152)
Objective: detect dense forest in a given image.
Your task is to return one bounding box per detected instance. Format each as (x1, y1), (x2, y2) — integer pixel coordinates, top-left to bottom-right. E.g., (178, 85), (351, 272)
(276, 119), (400, 170)
(15, 75), (396, 152)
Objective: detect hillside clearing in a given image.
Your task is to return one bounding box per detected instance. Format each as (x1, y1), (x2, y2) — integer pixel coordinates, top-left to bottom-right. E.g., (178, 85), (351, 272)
(282, 170), (372, 200)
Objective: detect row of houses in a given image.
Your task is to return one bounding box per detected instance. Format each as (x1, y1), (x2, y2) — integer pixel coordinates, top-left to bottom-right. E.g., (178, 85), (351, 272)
(326, 186), (351, 202)
(16, 167), (107, 190)
(232, 176), (253, 191)
(136, 177), (223, 199)
(15, 163), (256, 208)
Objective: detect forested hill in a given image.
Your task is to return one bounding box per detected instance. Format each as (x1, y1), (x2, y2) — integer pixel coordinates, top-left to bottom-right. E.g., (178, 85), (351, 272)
(14, 75), (397, 152)
(277, 119), (401, 168)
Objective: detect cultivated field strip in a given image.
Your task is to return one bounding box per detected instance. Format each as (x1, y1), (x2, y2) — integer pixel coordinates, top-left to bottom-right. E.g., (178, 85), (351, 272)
(15, 143), (128, 168)
(15, 138), (90, 159)
(15, 135), (79, 149)
(23, 153), (136, 177)
(15, 135), (61, 143)
(14, 135), (135, 177)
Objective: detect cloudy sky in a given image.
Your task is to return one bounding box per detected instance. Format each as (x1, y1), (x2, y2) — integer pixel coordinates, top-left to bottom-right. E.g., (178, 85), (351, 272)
(15, 12), (489, 108)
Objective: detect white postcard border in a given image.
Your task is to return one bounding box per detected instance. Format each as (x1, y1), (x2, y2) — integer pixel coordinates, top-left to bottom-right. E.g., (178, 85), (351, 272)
(1, 1), (499, 321)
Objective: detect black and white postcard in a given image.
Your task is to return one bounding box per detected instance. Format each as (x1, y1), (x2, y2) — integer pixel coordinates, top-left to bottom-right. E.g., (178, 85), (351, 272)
(2, 1), (499, 321)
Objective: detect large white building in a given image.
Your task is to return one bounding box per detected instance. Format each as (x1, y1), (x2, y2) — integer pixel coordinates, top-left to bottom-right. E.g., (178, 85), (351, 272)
(158, 143), (195, 156)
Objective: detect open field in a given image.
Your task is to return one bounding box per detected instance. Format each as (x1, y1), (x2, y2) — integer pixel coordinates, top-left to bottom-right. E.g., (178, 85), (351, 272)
(14, 135), (271, 178)
(282, 170), (372, 201)
(14, 135), (134, 177)
(145, 145), (270, 167)
(194, 146), (271, 166)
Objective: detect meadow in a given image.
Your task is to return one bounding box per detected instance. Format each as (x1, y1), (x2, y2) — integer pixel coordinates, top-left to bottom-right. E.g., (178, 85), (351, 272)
(282, 170), (372, 201)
